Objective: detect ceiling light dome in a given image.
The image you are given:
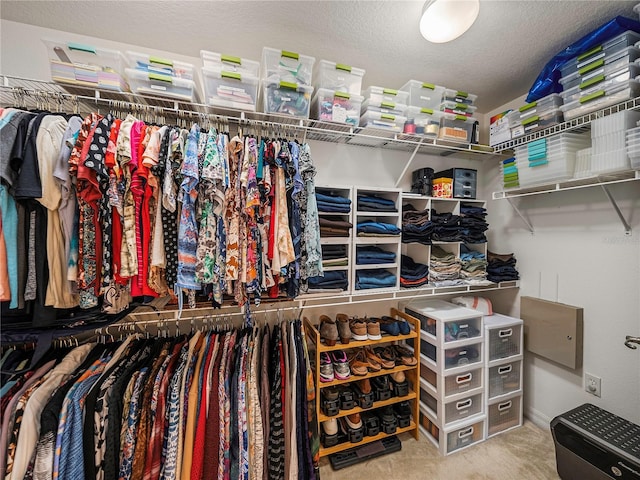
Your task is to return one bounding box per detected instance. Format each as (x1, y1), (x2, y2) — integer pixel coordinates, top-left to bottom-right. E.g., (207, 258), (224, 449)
(420, 0), (480, 43)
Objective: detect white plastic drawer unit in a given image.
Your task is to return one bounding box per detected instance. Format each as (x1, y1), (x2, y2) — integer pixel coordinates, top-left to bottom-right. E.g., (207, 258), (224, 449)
(412, 333), (483, 373)
(421, 383), (483, 427)
(487, 359), (522, 400)
(420, 363), (483, 400)
(446, 419), (485, 454)
(487, 395), (522, 437)
(419, 404), (485, 456)
(487, 323), (522, 362)
(405, 299), (483, 345)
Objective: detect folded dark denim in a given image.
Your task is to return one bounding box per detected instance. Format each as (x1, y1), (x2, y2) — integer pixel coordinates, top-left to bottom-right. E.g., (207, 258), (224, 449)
(355, 268), (397, 289)
(320, 227), (351, 237)
(317, 201), (351, 213)
(401, 255), (429, 278)
(322, 245), (348, 259)
(356, 246), (396, 263)
(316, 192), (352, 205)
(357, 221), (401, 235)
(357, 203), (397, 212)
(487, 273), (519, 282)
(402, 233), (432, 245)
(402, 222), (433, 233)
(357, 195), (396, 207)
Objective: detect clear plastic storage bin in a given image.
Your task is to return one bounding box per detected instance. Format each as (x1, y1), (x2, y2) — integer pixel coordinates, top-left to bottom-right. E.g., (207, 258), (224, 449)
(202, 67), (259, 111)
(399, 80), (446, 110)
(359, 110), (407, 132)
(200, 50), (260, 77)
(488, 359), (522, 400)
(511, 111), (564, 138)
(362, 86), (409, 105)
(361, 98), (408, 116)
(312, 88), (363, 125)
(43, 38), (129, 91)
(125, 51), (194, 80)
(439, 114), (477, 143)
(442, 89), (478, 105)
(560, 79), (640, 120)
(487, 396), (522, 437)
(627, 126), (640, 169)
(421, 364), (483, 400)
(262, 81), (313, 118)
(560, 47), (640, 90)
(125, 68), (197, 101)
(440, 100), (478, 117)
(316, 60), (365, 95)
(510, 93), (563, 124)
(559, 31), (640, 78)
(261, 47), (315, 85)
(560, 64), (640, 104)
(405, 107), (444, 138)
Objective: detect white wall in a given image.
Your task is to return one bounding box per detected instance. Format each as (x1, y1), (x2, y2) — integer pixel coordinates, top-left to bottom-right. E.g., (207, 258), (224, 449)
(4, 19), (639, 427)
(483, 100), (640, 426)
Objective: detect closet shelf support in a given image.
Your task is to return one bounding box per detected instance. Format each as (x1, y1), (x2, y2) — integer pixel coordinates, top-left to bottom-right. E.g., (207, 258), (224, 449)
(600, 184), (632, 235)
(394, 138), (424, 188)
(506, 197), (534, 235)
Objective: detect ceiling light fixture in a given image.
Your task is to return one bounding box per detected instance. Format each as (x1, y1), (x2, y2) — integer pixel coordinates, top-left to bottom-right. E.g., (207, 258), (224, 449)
(420, 0), (480, 43)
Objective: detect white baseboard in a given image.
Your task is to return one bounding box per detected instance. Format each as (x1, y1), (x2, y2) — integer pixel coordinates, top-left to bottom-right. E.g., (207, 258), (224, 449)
(524, 406), (552, 430)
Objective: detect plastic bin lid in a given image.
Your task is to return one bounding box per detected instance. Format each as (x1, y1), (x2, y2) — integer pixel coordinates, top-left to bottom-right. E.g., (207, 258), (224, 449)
(318, 60), (365, 76)
(442, 112), (477, 123)
(315, 87), (364, 100)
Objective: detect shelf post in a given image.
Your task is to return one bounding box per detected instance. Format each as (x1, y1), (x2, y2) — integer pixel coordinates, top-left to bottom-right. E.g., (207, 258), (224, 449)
(394, 138), (424, 188)
(600, 184), (632, 235)
(506, 198), (534, 235)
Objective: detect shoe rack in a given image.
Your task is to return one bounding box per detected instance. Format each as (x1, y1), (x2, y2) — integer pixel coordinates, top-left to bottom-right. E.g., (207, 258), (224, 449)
(317, 185), (354, 294)
(353, 187), (402, 293)
(303, 308), (420, 458)
(400, 195), (488, 289)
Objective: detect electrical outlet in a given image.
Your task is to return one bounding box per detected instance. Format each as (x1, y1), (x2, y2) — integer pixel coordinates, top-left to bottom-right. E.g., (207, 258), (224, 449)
(585, 373), (601, 397)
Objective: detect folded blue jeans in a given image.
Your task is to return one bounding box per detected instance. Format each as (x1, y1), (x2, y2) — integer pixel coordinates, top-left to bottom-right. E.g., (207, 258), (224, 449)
(316, 192), (352, 205)
(357, 221), (401, 235)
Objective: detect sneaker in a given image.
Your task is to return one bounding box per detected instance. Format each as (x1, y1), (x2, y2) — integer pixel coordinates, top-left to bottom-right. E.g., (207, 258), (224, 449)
(372, 347), (395, 369)
(319, 315), (339, 346)
(366, 318), (382, 340)
(345, 413), (363, 430)
(347, 350), (370, 376)
(336, 313), (352, 344)
(330, 350), (351, 380)
(378, 317), (400, 336)
(350, 318), (368, 341)
(319, 352), (335, 382)
(323, 418), (338, 436)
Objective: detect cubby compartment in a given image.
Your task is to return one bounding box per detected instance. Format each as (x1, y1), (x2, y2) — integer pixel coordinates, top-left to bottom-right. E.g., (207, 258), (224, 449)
(487, 394), (522, 437)
(487, 359), (522, 400)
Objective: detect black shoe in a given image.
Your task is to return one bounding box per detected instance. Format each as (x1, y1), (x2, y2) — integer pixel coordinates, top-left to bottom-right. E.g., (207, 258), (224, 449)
(394, 400), (412, 417)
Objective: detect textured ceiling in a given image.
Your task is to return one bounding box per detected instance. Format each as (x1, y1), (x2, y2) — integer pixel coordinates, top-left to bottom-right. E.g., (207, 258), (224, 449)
(1, 0), (638, 112)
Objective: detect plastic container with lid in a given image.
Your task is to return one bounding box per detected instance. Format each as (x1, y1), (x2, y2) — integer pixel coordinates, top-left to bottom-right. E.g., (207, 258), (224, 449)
(362, 86), (409, 105)
(509, 93), (563, 126)
(261, 47), (315, 85)
(202, 67), (259, 111)
(311, 88), (363, 125)
(315, 60), (365, 95)
(43, 38), (129, 91)
(405, 107), (444, 138)
(125, 51), (194, 80)
(440, 100), (478, 117)
(399, 80), (446, 110)
(510, 111), (564, 138)
(126, 68), (198, 102)
(560, 46), (640, 90)
(561, 64), (640, 104)
(560, 79), (640, 120)
(559, 31), (640, 78)
(359, 110), (407, 132)
(262, 81), (314, 118)
(442, 89), (478, 105)
(361, 98), (407, 116)
(200, 50), (260, 77)
(438, 113), (477, 143)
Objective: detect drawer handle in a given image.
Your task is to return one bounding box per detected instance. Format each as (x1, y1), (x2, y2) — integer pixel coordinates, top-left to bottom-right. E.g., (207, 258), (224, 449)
(456, 398), (472, 410)
(458, 426), (474, 438)
(497, 365), (512, 375)
(498, 400), (512, 411)
(456, 373), (472, 384)
(498, 328), (513, 338)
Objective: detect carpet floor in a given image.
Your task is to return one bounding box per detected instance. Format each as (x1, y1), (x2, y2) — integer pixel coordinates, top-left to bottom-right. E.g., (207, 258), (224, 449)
(319, 420), (560, 480)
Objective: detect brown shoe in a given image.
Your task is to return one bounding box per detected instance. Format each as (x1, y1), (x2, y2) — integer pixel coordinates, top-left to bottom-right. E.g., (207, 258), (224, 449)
(345, 413), (363, 429)
(363, 346), (383, 371)
(336, 314), (351, 344)
(350, 318), (368, 341)
(391, 370), (406, 383)
(366, 318), (382, 340)
(394, 345), (418, 366)
(373, 347), (395, 369)
(319, 315), (339, 346)
(347, 350), (369, 376)
(356, 378), (372, 394)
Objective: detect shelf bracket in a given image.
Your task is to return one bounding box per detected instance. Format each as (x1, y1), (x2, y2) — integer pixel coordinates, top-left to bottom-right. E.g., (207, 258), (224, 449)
(600, 184), (632, 235)
(506, 197), (535, 234)
(394, 138), (424, 188)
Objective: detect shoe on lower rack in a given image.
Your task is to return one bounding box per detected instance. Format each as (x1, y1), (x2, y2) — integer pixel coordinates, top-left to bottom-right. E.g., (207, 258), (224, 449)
(345, 413), (363, 430)
(330, 350), (351, 380)
(320, 352), (335, 383)
(319, 315), (339, 346)
(323, 386), (340, 402)
(347, 350), (370, 376)
(394, 345), (418, 366)
(363, 346), (383, 371)
(323, 418), (339, 436)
